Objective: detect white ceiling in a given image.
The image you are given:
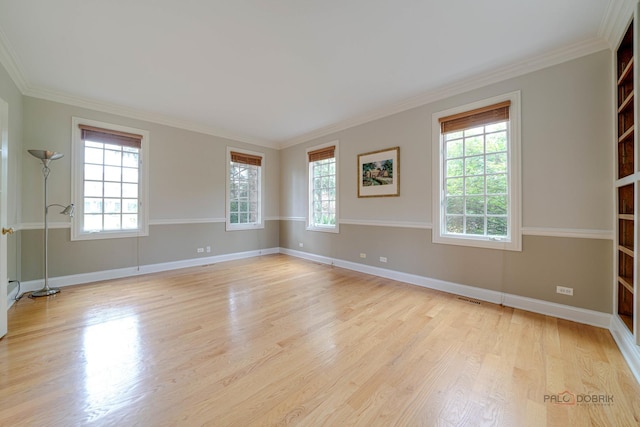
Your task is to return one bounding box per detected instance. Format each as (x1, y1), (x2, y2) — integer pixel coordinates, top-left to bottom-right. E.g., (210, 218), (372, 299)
(0, 1), (625, 147)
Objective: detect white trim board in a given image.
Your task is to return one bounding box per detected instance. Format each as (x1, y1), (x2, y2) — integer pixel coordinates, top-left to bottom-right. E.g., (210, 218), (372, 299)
(5, 247), (638, 382)
(610, 315), (640, 383)
(13, 246), (612, 329)
(150, 218), (226, 226)
(7, 281), (19, 309)
(279, 217), (613, 240)
(0, 30), (273, 149)
(279, 247), (612, 329)
(0, 16), (608, 151)
(18, 217), (285, 229)
(280, 217), (306, 222)
(19, 222), (70, 230)
(16, 248), (280, 294)
(340, 219), (433, 229)
(0, 27), (27, 93)
(281, 38), (609, 148)
(599, 0), (636, 49)
(280, 249), (640, 383)
(521, 227), (613, 240)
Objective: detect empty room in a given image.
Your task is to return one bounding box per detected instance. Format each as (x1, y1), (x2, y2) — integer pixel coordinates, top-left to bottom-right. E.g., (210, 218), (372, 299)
(1, 1), (640, 426)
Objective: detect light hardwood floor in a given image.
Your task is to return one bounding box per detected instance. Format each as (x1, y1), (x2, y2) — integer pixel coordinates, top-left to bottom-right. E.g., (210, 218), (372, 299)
(0, 254), (639, 426)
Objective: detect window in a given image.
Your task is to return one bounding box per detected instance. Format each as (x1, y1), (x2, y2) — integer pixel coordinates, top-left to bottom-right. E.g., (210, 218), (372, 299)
(71, 118), (149, 240)
(226, 148), (263, 230)
(432, 92), (521, 251)
(307, 142), (338, 232)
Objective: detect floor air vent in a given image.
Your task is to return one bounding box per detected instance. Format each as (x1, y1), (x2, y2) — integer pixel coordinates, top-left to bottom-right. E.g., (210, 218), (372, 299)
(457, 296), (481, 305)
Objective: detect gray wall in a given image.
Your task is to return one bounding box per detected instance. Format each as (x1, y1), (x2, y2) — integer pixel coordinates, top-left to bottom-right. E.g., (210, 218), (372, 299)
(3, 47), (615, 314)
(279, 50), (613, 313)
(22, 222), (279, 279)
(0, 59), (23, 292)
(20, 97), (280, 280)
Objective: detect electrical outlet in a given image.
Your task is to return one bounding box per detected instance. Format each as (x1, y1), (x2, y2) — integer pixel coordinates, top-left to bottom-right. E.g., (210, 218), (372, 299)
(379, 256), (387, 263)
(197, 248), (204, 253)
(556, 286), (573, 296)
(206, 246), (211, 253)
(360, 253), (366, 258)
(299, 242), (304, 247)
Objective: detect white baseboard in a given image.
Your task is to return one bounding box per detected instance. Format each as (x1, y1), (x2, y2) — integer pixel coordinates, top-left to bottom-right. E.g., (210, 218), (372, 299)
(610, 315), (640, 383)
(501, 294), (613, 329)
(6, 245), (637, 383)
(279, 248), (612, 329)
(7, 282), (19, 309)
(17, 247), (280, 293)
(281, 248), (640, 382)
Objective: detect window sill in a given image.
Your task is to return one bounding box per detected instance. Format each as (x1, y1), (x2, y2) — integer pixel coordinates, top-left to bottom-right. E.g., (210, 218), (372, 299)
(71, 229), (149, 241)
(226, 223), (264, 232)
(433, 233), (521, 251)
(306, 224), (339, 233)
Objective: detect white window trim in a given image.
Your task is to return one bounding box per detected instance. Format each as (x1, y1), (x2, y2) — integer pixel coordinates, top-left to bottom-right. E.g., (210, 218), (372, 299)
(71, 117), (150, 241)
(307, 141), (339, 233)
(431, 91), (522, 251)
(225, 146), (264, 231)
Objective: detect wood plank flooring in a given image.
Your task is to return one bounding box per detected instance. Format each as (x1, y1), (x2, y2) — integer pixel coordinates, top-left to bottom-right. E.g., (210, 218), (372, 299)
(0, 254), (638, 426)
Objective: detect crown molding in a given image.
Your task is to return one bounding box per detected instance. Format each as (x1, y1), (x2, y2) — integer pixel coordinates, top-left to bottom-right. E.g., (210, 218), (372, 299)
(0, 17), (612, 152)
(0, 26), (278, 149)
(599, 0), (636, 49)
(22, 85), (279, 149)
(280, 37), (610, 148)
(0, 27), (28, 93)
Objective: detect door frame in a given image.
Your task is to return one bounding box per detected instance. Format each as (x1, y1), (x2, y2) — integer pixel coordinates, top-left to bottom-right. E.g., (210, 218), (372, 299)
(0, 97), (9, 339)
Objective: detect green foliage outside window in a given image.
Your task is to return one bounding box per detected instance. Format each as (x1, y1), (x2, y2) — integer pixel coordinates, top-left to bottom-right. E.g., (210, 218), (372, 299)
(229, 162), (260, 225)
(311, 158), (336, 226)
(443, 123), (508, 237)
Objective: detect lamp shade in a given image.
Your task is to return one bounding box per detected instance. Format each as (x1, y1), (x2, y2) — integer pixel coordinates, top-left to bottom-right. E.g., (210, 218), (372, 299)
(28, 150), (63, 166)
(60, 204), (75, 218)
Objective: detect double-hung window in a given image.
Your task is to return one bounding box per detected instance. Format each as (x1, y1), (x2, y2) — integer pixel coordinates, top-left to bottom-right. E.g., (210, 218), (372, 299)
(71, 118), (149, 240)
(307, 143), (338, 232)
(432, 92), (521, 251)
(226, 148), (263, 230)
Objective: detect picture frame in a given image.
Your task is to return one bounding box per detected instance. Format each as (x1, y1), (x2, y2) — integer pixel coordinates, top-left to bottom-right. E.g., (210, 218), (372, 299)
(357, 146), (399, 198)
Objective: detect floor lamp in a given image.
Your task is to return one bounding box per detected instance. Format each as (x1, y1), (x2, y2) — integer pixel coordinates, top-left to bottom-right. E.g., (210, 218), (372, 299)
(28, 149), (75, 297)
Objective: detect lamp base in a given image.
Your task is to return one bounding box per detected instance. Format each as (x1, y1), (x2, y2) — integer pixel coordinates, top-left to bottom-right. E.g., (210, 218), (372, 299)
(30, 287), (61, 298)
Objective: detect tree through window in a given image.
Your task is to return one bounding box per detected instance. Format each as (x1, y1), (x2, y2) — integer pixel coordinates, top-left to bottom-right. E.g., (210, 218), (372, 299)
(432, 93), (521, 251)
(307, 143), (338, 232)
(71, 118), (149, 241)
(226, 149), (263, 230)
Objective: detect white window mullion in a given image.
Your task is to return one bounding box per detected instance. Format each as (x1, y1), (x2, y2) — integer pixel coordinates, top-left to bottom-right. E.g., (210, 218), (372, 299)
(307, 142), (339, 233)
(226, 147), (264, 231)
(71, 117), (149, 241)
(432, 92), (521, 251)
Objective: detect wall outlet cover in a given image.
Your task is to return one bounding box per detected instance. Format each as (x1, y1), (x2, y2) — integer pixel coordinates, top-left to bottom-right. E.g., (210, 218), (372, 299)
(556, 286), (573, 296)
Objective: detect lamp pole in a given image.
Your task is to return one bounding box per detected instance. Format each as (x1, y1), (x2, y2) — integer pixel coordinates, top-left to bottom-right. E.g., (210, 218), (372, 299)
(33, 159), (60, 296)
(28, 149), (74, 297)
(44, 164), (49, 289)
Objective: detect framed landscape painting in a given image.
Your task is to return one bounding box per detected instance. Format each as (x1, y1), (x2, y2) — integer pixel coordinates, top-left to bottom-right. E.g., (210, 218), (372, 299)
(357, 147), (400, 198)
